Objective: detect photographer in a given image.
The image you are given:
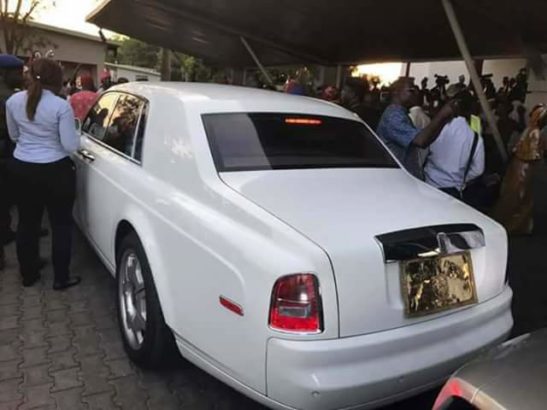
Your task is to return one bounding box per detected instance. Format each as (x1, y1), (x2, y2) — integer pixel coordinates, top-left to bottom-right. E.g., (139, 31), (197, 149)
(420, 77), (431, 110)
(509, 68), (529, 102)
(430, 74), (450, 111)
(498, 76), (511, 97)
(479, 74), (497, 101)
(424, 87), (485, 203)
(376, 77), (455, 179)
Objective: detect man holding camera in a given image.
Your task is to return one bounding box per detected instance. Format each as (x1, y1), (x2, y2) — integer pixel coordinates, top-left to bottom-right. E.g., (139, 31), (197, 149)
(376, 77), (455, 179)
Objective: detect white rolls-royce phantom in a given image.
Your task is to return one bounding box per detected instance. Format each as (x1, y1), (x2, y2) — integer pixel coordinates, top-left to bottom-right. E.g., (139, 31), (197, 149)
(73, 83), (513, 410)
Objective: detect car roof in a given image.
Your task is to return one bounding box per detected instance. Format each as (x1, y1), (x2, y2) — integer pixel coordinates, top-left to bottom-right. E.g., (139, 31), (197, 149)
(107, 82), (357, 119)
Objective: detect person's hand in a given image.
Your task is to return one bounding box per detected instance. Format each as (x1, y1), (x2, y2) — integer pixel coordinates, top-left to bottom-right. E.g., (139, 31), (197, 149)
(438, 101), (456, 120)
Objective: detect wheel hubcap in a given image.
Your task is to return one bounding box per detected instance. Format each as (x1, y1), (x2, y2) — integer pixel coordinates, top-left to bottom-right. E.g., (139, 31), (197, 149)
(119, 251), (147, 350)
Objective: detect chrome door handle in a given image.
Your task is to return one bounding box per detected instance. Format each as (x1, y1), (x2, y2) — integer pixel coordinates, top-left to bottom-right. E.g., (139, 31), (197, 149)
(78, 149), (95, 162)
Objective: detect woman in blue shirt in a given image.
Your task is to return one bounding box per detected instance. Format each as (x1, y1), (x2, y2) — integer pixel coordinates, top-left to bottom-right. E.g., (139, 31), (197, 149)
(6, 58), (81, 289)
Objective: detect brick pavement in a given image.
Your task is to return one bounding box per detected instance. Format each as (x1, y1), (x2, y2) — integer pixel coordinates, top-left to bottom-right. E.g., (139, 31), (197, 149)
(0, 232), (264, 410)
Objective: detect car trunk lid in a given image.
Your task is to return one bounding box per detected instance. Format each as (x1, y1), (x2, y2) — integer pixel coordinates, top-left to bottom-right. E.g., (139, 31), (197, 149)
(221, 168), (508, 337)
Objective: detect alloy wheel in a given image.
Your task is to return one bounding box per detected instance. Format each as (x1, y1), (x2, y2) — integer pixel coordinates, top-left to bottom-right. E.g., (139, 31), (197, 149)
(119, 250), (147, 350)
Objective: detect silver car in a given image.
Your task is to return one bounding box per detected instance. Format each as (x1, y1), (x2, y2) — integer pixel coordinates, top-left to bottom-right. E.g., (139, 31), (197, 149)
(434, 329), (547, 410)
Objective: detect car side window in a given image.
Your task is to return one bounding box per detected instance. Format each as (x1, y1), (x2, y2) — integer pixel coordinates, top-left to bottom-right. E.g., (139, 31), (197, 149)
(102, 94), (145, 159)
(83, 93), (119, 140)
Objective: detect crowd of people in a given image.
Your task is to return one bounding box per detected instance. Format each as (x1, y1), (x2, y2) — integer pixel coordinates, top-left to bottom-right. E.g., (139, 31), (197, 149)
(284, 67), (531, 136)
(0, 52), (546, 289)
(282, 67), (547, 234)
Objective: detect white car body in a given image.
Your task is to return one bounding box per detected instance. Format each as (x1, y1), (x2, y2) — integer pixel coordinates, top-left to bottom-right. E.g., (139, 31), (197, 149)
(74, 83), (513, 410)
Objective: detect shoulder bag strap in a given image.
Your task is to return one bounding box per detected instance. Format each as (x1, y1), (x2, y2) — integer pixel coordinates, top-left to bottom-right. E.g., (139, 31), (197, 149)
(460, 132), (479, 193)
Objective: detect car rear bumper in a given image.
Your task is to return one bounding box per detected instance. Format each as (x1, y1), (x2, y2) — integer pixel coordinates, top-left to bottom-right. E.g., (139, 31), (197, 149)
(266, 285), (513, 410)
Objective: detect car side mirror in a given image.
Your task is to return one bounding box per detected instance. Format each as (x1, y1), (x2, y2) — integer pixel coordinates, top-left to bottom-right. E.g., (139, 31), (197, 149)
(75, 118), (82, 133)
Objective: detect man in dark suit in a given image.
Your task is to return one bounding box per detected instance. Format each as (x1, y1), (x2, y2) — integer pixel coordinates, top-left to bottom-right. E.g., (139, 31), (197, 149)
(0, 54), (24, 269)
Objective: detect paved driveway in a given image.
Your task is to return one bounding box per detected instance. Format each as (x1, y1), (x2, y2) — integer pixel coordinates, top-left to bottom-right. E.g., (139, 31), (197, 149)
(2, 164), (547, 410)
(0, 232), (262, 410)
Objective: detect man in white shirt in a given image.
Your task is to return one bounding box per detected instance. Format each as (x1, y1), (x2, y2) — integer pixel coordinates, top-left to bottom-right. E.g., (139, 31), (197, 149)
(424, 90), (485, 196)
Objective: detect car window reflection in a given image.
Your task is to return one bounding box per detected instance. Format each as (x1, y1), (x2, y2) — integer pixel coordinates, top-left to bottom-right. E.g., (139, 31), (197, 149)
(83, 92), (147, 162)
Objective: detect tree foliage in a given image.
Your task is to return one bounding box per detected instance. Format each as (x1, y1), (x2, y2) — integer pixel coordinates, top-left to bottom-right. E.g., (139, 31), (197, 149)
(172, 52), (225, 82)
(109, 36), (220, 82)
(108, 36), (160, 68)
(0, 0), (56, 55)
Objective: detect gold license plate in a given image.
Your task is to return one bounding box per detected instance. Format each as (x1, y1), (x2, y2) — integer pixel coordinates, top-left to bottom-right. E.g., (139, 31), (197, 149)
(401, 251), (477, 318)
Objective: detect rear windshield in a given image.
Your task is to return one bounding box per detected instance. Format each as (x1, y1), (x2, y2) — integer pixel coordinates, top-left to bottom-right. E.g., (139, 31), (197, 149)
(202, 113), (398, 172)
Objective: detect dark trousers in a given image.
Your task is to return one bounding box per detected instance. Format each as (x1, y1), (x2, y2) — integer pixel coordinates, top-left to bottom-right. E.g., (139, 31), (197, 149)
(439, 187), (461, 199)
(0, 160), (11, 260)
(9, 158), (76, 283)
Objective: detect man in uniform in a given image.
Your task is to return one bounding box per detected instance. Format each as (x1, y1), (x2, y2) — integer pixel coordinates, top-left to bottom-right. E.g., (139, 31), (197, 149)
(0, 54), (24, 269)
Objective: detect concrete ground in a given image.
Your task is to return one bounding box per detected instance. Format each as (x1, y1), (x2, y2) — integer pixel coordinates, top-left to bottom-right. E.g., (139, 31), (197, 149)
(1, 164), (546, 410)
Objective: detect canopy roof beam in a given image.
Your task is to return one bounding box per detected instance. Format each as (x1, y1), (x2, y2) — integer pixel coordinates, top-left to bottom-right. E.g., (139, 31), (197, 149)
(240, 37), (274, 87)
(442, 0), (508, 163)
(147, 1), (330, 65)
(89, 0), (547, 67)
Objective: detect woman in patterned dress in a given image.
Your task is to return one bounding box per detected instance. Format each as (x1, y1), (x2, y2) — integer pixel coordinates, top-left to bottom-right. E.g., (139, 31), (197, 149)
(491, 104), (547, 234)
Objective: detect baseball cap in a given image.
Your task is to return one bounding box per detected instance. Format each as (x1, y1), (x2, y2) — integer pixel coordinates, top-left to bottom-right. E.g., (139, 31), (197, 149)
(0, 54), (24, 69)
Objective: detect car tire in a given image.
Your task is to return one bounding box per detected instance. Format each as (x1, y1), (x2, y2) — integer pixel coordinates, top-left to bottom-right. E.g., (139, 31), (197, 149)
(116, 232), (177, 369)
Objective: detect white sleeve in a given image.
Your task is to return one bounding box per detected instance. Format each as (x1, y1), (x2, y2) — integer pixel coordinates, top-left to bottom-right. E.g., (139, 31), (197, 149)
(58, 102), (80, 153)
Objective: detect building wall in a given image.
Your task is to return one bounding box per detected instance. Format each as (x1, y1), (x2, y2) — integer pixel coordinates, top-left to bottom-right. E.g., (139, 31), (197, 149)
(526, 75), (547, 110)
(482, 58), (527, 88)
(0, 26), (109, 84)
(109, 67), (161, 82)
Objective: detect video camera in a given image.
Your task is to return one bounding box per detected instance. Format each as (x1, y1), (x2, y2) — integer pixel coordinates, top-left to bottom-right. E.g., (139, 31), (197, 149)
(434, 74), (449, 87)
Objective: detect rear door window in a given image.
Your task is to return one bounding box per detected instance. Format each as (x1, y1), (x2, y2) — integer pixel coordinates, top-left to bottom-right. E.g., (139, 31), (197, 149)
(202, 113), (398, 172)
(102, 94), (146, 158)
(83, 93), (118, 140)
(83, 92), (147, 161)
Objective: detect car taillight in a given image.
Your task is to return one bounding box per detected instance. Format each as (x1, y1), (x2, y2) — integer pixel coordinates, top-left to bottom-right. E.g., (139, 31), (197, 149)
(269, 274), (323, 333)
(433, 378), (475, 410)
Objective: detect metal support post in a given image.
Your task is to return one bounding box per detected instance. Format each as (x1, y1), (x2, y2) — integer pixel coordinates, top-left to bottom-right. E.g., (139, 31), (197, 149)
(318, 65), (326, 87)
(160, 48), (171, 81)
(442, 0), (508, 162)
(240, 37), (274, 87)
(336, 65), (343, 89)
